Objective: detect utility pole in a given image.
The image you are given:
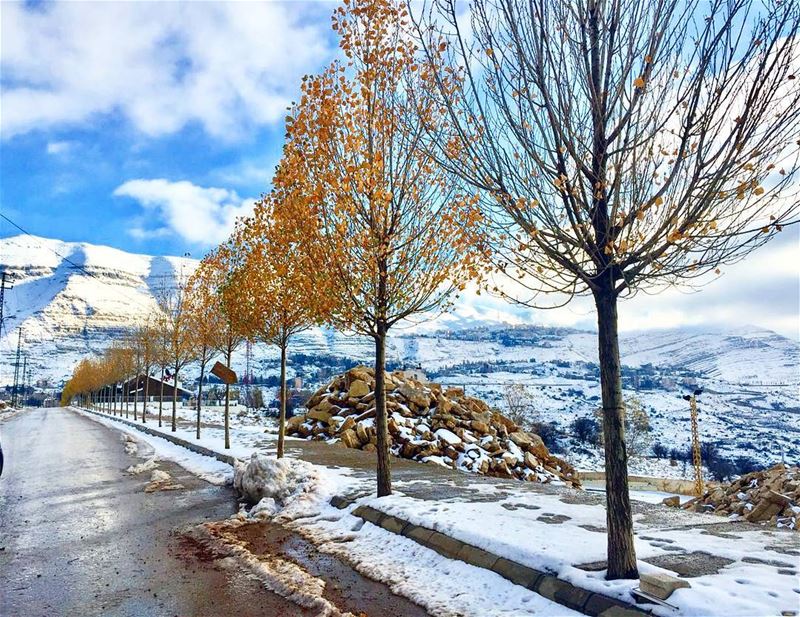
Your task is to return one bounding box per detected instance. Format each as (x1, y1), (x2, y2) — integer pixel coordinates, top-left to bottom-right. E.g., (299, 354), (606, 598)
(21, 354), (28, 408)
(1, 270), (14, 407)
(11, 329), (22, 408)
(0, 270), (13, 331)
(683, 388), (705, 496)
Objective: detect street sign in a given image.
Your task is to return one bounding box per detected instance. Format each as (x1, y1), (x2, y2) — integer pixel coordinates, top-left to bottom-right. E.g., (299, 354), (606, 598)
(211, 361), (237, 385)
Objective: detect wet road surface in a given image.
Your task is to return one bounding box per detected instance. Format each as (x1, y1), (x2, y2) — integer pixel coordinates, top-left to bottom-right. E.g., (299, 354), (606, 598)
(0, 408), (427, 617)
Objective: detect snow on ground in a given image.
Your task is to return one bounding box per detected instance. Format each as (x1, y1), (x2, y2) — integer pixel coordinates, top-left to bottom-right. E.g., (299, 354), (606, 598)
(282, 504), (582, 617)
(363, 489), (799, 617)
(80, 403), (800, 617)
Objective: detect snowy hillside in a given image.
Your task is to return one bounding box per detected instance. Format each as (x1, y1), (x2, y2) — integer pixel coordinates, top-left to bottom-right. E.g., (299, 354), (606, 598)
(2, 233), (798, 467)
(2, 234), (797, 385)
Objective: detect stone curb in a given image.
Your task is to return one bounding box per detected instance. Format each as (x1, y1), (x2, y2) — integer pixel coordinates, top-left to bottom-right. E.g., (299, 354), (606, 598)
(80, 408), (237, 466)
(349, 503), (650, 617)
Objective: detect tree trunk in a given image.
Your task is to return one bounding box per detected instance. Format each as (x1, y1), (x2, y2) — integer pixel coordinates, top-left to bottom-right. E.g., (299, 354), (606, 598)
(277, 339), (287, 459)
(197, 355), (206, 440)
(224, 342), (232, 449)
(142, 371), (150, 423)
(133, 374), (139, 419)
(374, 326), (392, 497)
(172, 363), (178, 432)
(159, 367), (165, 427)
(124, 379), (129, 416)
(594, 288), (638, 580)
(112, 382), (117, 415)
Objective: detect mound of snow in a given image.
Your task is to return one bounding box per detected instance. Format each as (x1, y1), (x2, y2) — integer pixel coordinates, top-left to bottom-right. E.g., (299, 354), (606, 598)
(233, 453), (322, 510)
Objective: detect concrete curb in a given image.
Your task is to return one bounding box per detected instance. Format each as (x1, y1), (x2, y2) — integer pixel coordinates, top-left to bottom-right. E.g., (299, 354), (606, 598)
(79, 408), (238, 466)
(345, 502), (650, 617)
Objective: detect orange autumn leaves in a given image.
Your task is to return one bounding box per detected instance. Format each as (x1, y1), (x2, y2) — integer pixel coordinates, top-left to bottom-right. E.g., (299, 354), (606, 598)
(268, 0), (484, 336)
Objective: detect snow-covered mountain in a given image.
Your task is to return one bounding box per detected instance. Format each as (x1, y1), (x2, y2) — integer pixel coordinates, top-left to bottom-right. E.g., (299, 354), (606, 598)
(1, 234), (798, 387)
(3, 234), (798, 467)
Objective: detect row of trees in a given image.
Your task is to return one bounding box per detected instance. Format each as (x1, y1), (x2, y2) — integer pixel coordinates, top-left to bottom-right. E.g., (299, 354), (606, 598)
(64, 0), (798, 581)
(62, 272), (243, 445)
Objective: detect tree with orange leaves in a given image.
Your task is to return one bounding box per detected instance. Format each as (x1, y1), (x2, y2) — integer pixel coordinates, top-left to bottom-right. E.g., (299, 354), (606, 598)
(184, 266), (221, 440)
(281, 0), (484, 496)
(227, 188), (333, 458)
(158, 281), (197, 433)
(194, 245), (247, 449)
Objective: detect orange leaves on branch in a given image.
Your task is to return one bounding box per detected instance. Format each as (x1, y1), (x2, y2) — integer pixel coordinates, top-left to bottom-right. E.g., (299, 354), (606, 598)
(276, 0), (484, 337)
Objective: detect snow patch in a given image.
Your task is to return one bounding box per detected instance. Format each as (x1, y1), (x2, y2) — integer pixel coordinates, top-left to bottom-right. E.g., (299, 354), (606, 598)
(126, 457), (158, 474)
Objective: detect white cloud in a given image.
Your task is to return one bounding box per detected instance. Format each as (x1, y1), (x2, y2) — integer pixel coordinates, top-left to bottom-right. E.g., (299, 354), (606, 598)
(210, 153), (280, 189)
(1, 2), (334, 140)
(114, 179), (255, 246)
(45, 140), (75, 155)
(425, 227), (800, 339)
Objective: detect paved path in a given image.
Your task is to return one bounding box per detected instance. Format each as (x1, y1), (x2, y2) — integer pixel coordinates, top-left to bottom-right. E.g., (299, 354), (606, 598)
(0, 408), (427, 617)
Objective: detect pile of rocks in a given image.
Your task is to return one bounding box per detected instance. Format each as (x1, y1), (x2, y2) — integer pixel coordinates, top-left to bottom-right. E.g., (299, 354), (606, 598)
(286, 366), (580, 487)
(682, 464), (799, 529)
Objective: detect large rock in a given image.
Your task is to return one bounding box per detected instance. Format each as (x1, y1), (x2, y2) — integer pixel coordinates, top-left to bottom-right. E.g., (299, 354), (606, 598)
(526, 433), (549, 460)
(640, 573), (690, 600)
(355, 422), (370, 445)
(348, 379), (371, 399)
(397, 383), (430, 408)
(339, 428), (360, 449)
(339, 416), (356, 433)
(509, 431), (533, 448)
(307, 409), (332, 424)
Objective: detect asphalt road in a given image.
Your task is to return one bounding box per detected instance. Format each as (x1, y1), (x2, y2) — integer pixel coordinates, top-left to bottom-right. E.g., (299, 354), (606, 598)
(0, 407), (426, 617)
(0, 407), (303, 616)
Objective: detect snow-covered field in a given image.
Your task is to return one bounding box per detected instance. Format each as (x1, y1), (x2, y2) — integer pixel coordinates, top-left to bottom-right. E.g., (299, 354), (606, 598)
(432, 369), (799, 471)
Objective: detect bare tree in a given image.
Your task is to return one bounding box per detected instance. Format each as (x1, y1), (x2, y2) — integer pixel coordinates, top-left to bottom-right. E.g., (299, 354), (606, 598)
(158, 282), (197, 433)
(415, 0), (799, 578)
(503, 383), (535, 428)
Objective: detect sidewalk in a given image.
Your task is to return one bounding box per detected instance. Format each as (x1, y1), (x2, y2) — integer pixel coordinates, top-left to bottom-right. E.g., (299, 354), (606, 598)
(77, 405), (799, 617)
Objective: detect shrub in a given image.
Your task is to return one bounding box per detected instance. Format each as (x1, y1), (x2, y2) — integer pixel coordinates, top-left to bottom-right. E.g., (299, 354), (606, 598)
(652, 442), (669, 459)
(708, 456), (735, 482)
(531, 421), (562, 453)
(572, 417), (601, 445)
(734, 457), (761, 476)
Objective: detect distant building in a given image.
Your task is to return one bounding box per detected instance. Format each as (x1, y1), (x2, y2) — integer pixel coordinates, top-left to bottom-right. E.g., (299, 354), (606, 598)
(660, 377), (677, 390)
(122, 374), (192, 402)
(400, 365), (427, 383)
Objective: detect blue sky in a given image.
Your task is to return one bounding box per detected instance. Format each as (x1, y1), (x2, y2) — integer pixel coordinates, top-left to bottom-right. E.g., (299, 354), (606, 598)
(0, 0), (797, 337)
(1, 1), (338, 257)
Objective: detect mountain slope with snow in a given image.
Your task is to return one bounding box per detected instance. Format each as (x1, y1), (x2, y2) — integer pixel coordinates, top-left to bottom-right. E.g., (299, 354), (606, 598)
(1, 234), (798, 387)
(3, 234), (797, 467)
